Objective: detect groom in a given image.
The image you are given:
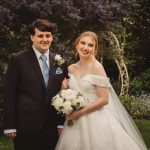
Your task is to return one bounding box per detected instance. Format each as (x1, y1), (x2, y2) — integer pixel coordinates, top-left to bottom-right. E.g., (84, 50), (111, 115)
(3, 19), (68, 150)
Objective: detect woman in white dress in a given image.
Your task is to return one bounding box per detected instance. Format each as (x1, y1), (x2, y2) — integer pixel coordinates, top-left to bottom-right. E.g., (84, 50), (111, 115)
(55, 31), (147, 150)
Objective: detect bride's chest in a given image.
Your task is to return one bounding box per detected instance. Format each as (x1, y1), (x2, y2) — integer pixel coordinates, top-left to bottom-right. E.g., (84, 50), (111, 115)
(69, 76), (97, 93)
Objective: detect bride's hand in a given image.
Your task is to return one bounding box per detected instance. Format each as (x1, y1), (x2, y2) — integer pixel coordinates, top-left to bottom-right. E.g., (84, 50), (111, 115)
(61, 78), (69, 90)
(66, 109), (84, 120)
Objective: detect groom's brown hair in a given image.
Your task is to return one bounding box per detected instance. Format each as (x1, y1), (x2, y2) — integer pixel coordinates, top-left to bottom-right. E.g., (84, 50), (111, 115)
(29, 19), (55, 35)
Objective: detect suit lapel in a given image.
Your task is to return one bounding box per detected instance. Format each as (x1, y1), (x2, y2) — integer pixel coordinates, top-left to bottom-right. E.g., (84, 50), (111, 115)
(27, 49), (57, 91)
(27, 48), (46, 89)
(47, 52), (56, 90)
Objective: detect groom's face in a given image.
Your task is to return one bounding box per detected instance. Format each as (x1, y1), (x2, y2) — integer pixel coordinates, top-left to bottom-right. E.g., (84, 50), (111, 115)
(30, 28), (53, 54)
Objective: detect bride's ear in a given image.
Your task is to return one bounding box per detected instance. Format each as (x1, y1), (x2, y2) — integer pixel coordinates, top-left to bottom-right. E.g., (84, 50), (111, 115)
(92, 50), (95, 55)
(75, 52), (79, 61)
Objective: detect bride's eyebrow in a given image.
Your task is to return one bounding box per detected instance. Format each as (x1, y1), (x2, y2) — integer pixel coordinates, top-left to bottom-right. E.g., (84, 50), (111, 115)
(88, 43), (94, 47)
(80, 40), (85, 44)
(80, 40), (94, 45)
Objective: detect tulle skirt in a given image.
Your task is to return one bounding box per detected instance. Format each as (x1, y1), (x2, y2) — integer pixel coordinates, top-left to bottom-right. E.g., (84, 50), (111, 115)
(55, 107), (142, 150)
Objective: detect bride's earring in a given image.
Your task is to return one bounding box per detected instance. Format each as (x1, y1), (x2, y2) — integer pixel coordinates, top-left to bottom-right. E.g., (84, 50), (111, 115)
(92, 51), (95, 55)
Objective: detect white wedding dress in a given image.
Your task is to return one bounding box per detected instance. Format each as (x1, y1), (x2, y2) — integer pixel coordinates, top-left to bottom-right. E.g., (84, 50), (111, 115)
(55, 74), (147, 150)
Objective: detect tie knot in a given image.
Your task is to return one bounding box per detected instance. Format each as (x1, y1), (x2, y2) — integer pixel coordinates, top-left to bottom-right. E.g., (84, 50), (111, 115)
(40, 54), (47, 62)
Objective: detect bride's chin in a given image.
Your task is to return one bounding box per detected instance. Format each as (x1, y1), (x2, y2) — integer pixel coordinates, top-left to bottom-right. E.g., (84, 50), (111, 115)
(79, 52), (90, 56)
(80, 55), (93, 60)
(80, 54), (89, 58)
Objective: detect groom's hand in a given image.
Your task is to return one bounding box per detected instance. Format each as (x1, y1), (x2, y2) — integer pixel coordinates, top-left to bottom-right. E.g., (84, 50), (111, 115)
(57, 127), (63, 136)
(6, 132), (16, 138)
(57, 125), (63, 136)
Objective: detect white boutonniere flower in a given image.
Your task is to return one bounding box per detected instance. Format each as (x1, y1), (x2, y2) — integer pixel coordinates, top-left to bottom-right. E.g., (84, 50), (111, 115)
(54, 54), (65, 66)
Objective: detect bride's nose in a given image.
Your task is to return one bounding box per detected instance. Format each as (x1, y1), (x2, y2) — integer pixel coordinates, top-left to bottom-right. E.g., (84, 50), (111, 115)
(82, 45), (89, 51)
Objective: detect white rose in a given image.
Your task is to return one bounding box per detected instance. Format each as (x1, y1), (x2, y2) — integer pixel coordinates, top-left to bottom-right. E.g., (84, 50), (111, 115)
(72, 96), (86, 109)
(55, 54), (62, 61)
(62, 101), (73, 115)
(61, 89), (78, 100)
(52, 97), (64, 111)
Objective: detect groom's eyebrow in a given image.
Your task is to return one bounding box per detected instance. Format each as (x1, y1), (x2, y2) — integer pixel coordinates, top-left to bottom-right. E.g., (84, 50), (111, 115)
(37, 33), (52, 38)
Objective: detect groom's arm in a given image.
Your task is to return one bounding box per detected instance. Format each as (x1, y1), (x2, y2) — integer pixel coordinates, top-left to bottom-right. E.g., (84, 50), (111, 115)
(3, 55), (19, 137)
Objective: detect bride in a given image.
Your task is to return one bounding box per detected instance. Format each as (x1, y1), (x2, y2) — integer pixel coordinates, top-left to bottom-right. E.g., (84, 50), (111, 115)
(55, 31), (147, 150)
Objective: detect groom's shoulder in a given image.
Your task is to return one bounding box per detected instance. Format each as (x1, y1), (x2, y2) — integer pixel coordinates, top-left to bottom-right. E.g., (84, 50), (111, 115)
(10, 49), (32, 63)
(12, 49), (30, 57)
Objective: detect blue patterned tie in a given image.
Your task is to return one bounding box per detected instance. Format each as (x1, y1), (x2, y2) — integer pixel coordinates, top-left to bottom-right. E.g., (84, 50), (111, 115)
(40, 54), (49, 87)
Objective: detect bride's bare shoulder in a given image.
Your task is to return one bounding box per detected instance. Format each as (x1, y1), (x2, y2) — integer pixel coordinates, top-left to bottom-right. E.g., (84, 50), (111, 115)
(93, 61), (107, 77)
(68, 63), (78, 74)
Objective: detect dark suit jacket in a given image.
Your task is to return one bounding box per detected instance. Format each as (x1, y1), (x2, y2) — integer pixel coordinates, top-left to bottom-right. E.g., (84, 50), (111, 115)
(3, 48), (68, 136)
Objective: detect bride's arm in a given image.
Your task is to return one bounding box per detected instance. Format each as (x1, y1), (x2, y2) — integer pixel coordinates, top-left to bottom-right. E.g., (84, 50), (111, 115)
(83, 86), (109, 112)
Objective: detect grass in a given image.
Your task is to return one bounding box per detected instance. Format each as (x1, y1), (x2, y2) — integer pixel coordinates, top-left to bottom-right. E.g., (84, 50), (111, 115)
(0, 120), (150, 150)
(0, 135), (14, 150)
(135, 120), (150, 149)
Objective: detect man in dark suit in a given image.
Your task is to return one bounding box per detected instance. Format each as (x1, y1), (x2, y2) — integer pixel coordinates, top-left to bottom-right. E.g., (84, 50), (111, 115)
(3, 19), (68, 150)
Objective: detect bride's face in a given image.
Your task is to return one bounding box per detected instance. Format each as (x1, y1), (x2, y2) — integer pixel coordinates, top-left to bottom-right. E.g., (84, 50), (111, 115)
(76, 36), (96, 58)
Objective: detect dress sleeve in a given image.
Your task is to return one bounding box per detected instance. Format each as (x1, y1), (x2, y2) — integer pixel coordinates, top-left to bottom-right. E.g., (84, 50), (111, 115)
(89, 75), (110, 88)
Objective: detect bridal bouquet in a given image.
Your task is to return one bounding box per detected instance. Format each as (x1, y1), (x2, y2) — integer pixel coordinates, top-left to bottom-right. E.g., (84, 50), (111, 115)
(52, 89), (87, 126)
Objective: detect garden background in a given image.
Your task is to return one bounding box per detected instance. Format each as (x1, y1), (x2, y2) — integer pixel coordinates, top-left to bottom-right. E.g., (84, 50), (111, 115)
(0, 0), (150, 149)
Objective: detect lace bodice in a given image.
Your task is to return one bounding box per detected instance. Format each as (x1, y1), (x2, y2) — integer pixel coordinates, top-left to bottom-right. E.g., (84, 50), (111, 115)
(68, 73), (110, 101)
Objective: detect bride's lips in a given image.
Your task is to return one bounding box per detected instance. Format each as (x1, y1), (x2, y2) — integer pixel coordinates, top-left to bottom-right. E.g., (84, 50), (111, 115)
(81, 50), (89, 55)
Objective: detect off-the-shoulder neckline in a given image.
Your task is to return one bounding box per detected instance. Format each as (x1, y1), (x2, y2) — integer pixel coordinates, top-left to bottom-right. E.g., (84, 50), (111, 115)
(68, 73), (109, 82)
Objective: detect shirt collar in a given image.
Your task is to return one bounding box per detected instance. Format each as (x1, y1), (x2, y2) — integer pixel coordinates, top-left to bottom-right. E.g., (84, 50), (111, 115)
(32, 45), (49, 60)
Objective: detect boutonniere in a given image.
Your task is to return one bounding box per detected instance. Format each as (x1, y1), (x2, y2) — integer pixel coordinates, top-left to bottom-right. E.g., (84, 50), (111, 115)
(54, 54), (65, 66)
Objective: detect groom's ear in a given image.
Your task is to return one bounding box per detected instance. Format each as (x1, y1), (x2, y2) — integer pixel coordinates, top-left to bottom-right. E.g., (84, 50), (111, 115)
(30, 35), (34, 41)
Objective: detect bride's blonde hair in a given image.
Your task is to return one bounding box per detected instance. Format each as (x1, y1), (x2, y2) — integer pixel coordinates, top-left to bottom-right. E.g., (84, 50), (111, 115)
(74, 31), (99, 54)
